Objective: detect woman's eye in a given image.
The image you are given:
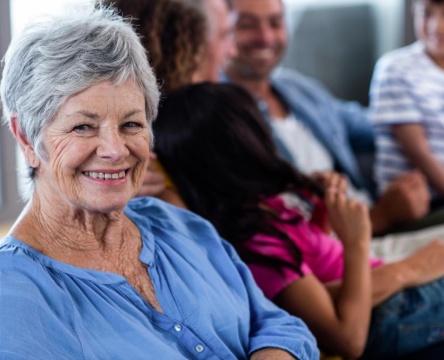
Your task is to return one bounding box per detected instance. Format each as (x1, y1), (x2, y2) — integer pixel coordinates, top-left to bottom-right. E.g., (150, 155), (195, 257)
(73, 124), (92, 132)
(123, 121), (145, 131)
(124, 122), (141, 128)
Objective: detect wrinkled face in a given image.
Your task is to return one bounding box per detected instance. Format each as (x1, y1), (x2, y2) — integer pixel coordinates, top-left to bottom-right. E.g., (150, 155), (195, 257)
(35, 80), (150, 213)
(197, 0), (237, 82)
(227, 0), (287, 80)
(414, 0), (444, 65)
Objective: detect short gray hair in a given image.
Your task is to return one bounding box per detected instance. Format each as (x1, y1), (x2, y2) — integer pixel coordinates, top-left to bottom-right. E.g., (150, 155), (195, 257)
(0, 5), (160, 186)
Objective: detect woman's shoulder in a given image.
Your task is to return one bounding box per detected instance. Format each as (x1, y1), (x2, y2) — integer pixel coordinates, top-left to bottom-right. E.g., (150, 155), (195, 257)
(0, 237), (82, 358)
(126, 197), (224, 248)
(0, 236), (75, 324)
(127, 197), (214, 230)
(0, 236), (62, 293)
(1, 235), (43, 272)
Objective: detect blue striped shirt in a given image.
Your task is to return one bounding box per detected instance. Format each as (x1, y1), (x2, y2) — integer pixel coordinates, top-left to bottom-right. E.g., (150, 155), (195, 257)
(370, 41), (444, 197)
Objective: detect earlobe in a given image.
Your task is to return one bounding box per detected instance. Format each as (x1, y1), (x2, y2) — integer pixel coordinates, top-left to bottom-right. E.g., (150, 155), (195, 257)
(10, 114), (40, 169)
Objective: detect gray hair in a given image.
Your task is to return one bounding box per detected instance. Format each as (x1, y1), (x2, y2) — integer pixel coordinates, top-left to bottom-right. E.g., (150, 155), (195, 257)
(0, 5), (160, 193)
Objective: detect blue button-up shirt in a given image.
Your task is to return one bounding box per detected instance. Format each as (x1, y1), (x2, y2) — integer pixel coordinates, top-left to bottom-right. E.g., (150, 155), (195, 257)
(0, 197), (319, 359)
(222, 68), (375, 196)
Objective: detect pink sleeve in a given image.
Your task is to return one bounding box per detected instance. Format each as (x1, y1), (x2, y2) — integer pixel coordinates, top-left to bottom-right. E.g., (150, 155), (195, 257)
(370, 257), (384, 268)
(248, 260), (312, 300)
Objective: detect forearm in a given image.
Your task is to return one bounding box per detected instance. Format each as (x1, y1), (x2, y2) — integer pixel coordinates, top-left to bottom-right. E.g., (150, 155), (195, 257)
(369, 262), (409, 306)
(393, 124), (444, 194)
(330, 245), (443, 308)
(333, 245), (372, 354)
(316, 191), (373, 357)
(331, 262), (410, 308)
(411, 154), (444, 195)
(250, 348), (297, 360)
(371, 239), (444, 306)
(311, 243), (372, 358)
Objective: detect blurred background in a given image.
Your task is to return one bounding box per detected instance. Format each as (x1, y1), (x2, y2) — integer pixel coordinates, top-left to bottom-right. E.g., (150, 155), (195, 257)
(0, 0), (415, 233)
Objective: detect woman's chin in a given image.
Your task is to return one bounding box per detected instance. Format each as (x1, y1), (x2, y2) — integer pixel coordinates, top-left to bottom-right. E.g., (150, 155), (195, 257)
(75, 196), (131, 215)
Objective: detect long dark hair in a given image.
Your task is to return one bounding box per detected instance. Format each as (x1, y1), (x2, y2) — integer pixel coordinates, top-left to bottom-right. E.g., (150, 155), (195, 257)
(154, 82), (323, 273)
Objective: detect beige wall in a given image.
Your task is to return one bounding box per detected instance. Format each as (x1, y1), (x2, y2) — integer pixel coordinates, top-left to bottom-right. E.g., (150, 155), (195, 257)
(0, 223), (11, 237)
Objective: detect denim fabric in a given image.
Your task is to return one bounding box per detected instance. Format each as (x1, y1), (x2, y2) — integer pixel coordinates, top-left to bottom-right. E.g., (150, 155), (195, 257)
(221, 69), (376, 194)
(362, 277), (444, 359)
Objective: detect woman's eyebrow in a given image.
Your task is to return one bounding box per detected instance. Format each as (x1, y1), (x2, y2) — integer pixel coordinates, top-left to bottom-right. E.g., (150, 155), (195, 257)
(67, 109), (145, 120)
(67, 110), (100, 120)
(123, 109), (145, 119)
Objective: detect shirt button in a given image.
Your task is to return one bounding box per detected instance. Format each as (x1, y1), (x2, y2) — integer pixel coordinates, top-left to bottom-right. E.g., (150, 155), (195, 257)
(174, 324), (182, 332)
(195, 344), (204, 353)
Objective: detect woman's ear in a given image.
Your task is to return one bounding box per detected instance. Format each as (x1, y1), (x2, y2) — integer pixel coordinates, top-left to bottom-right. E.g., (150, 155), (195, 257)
(10, 114), (40, 169)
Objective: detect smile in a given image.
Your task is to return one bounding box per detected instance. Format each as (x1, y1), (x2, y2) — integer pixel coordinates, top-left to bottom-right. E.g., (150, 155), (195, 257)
(249, 48), (275, 61)
(83, 171), (126, 180)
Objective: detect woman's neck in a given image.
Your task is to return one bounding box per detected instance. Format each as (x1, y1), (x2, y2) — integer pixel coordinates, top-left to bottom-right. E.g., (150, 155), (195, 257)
(10, 195), (139, 271)
(12, 196), (163, 312)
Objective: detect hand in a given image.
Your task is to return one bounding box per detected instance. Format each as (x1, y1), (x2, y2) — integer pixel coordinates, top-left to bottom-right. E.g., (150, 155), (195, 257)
(325, 188), (371, 248)
(399, 239), (444, 288)
(136, 153), (166, 197)
(311, 170), (348, 195)
(371, 171), (430, 233)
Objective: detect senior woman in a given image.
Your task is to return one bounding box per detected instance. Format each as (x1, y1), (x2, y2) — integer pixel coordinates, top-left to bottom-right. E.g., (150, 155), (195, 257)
(0, 6), (318, 360)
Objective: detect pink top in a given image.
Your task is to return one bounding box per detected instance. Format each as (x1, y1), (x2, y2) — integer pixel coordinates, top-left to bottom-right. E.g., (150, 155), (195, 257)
(243, 193), (384, 300)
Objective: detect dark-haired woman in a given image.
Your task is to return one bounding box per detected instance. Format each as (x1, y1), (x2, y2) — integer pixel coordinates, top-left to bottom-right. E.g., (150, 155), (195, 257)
(153, 82), (444, 360)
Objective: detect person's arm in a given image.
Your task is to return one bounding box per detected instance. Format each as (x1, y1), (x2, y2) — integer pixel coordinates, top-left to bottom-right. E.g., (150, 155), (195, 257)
(393, 123), (444, 194)
(371, 239), (444, 304)
(326, 239), (444, 307)
(136, 153), (167, 197)
(156, 188), (187, 208)
(275, 189), (372, 359)
(136, 153), (188, 208)
(369, 170), (430, 235)
(250, 348), (298, 360)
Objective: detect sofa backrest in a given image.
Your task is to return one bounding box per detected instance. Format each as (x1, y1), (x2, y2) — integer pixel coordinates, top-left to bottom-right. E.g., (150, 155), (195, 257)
(281, 3), (376, 106)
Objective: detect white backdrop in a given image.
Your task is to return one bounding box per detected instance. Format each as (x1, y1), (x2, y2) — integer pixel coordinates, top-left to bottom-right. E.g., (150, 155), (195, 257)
(10, 0), (92, 36)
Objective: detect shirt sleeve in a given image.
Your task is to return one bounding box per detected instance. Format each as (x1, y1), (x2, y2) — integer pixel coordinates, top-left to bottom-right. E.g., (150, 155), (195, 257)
(370, 56), (423, 126)
(0, 260), (83, 360)
(283, 68), (374, 152)
(221, 240), (320, 360)
(247, 252), (312, 301)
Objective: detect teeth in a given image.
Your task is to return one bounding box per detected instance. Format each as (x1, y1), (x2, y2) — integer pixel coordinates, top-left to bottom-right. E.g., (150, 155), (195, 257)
(84, 171), (125, 180)
(251, 49), (274, 60)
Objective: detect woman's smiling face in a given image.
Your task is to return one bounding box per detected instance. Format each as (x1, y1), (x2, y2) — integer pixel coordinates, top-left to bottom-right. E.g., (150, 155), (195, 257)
(34, 80), (150, 214)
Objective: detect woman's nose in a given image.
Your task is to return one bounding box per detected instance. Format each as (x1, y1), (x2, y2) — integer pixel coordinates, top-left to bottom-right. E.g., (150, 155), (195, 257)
(96, 127), (130, 161)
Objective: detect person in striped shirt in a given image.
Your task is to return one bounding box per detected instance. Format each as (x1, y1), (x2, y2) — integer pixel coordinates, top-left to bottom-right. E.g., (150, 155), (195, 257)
(370, 0), (444, 208)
